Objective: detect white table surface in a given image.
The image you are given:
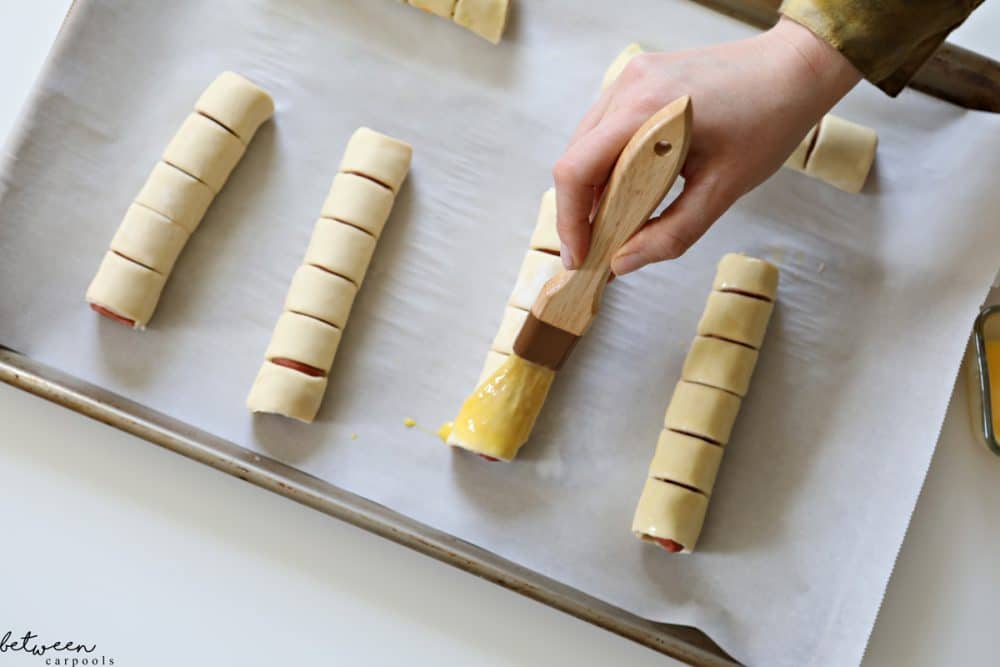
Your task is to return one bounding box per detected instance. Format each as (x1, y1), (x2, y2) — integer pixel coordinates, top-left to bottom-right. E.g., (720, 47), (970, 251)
(2, 3), (998, 665)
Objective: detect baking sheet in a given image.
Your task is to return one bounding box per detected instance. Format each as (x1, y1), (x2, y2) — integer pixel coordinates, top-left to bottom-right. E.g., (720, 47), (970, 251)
(2, 1), (999, 664)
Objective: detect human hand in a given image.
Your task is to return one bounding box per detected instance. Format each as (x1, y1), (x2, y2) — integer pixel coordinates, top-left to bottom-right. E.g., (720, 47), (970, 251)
(553, 17), (861, 275)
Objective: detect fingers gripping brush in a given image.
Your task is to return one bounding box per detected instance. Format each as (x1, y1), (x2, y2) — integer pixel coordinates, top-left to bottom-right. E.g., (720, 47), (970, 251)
(448, 97), (693, 462)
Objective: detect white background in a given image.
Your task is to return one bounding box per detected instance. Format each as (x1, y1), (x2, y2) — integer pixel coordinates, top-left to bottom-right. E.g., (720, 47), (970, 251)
(2, 2), (999, 665)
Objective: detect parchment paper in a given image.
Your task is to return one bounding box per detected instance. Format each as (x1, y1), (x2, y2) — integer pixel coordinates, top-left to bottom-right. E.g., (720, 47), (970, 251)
(2, 1), (999, 664)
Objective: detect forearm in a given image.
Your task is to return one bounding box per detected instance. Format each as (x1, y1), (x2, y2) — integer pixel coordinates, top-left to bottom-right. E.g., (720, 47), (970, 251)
(780, 0), (986, 95)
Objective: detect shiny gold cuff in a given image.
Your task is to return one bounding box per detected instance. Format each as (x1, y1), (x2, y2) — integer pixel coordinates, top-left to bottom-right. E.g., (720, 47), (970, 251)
(779, 0), (981, 96)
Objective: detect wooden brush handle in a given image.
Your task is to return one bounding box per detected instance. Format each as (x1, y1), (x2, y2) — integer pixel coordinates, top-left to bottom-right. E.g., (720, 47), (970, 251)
(533, 96), (693, 335)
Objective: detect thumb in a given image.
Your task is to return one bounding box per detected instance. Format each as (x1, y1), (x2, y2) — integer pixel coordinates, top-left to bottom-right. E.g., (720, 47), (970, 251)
(611, 176), (732, 276)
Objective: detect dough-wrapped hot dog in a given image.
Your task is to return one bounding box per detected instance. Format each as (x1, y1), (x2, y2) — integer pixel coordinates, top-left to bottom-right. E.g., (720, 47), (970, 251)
(404, 0), (510, 43)
(601, 43), (644, 91)
(110, 205), (190, 275)
(682, 336), (758, 397)
(304, 218), (378, 286)
(338, 127), (413, 194)
(633, 253), (778, 553)
(265, 312), (343, 376)
(452, 0), (510, 44)
(480, 350), (509, 384)
(529, 188), (560, 254)
(465, 187), (563, 440)
(712, 253), (780, 301)
(461, 186), (566, 461)
(284, 265), (358, 330)
(507, 250), (565, 311)
(663, 381), (741, 445)
(491, 306), (529, 355)
(248, 128), (412, 423)
(87, 72), (273, 328)
(407, 0), (456, 18)
(86, 252), (167, 328)
(804, 115), (878, 194)
(163, 113), (246, 194)
(246, 362), (328, 424)
(134, 162), (214, 234)
(697, 291), (774, 349)
(320, 173), (396, 238)
(195, 71), (274, 144)
(633, 479), (709, 555)
(784, 125), (818, 172)
(649, 430), (724, 495)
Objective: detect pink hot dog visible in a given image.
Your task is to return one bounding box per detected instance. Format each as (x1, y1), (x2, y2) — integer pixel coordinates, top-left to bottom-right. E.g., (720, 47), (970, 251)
(271, 357), (326, 378)
(90, 303), (136, 328)
(654, 537), (684, 553)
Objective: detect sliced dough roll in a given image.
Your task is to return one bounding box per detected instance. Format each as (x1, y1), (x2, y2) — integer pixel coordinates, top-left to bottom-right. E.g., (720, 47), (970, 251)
(250, 127), (410, 423)
(465, 196), (559, 428)
(110, 205), (190, 275)
(246, 362), (328, 423)
(477, 204), (560, 391)
(491, 306), (529, 355)
(284, 264), (358, 329)
(264, 311), (342, 374)
(134, 162), (214, 234)
(682, 336), (758, 397)
(320, 173), (396, 238)
(195, 71), (274, 143)
(634, 253), (777, 554)
(697, 291), (774, 349)
(89, 72), (272, 330)
(632, 478), (709, 554)
(304, 218), (377, 285)
(338, 127), (413, 194)
(649, 430), (724, 495)
(508, 250), (565, 311)
(162, 113), (246, 193)
(452, 0), (509, 44)
(805, 114), (878, 194)
(602, 42), (644, 90)
(712, 253), (779, 301)
(784, 125), (817, 173)
(529, 188), (560, 254)
(408, 0), (456, 17)
(86, 252), (167, 329)
(663, 380), (741, 445)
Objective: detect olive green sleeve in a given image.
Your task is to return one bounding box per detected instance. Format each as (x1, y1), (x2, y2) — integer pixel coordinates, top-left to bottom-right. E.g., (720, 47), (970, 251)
(779, 0), (986, 96)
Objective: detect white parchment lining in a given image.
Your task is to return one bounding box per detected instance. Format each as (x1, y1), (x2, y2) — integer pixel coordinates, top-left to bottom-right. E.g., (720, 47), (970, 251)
(2, 1), (998, 664)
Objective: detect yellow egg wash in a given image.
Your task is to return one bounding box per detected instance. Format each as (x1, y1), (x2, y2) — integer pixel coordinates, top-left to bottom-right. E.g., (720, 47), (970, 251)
(986, 340), (1000, 435)
(447, 355), (555, 461)
(437, 421), (454, 442)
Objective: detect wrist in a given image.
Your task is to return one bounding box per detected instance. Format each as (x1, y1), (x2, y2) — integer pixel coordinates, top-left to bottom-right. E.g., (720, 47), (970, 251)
(767, 16), (861, 108)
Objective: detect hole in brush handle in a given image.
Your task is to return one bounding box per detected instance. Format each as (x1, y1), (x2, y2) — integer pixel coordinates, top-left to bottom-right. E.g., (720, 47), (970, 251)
(654, 140), (673, 156)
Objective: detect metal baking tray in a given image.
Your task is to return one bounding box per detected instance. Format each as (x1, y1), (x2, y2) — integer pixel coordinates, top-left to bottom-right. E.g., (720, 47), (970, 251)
(3, 2), (995, 665)
(0, 346), (735, 665)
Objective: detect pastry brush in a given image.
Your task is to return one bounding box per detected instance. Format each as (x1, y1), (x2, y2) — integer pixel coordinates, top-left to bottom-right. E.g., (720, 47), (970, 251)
(448, 96), (693, 461)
